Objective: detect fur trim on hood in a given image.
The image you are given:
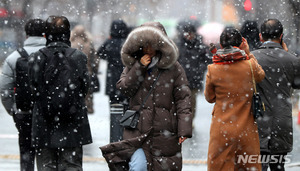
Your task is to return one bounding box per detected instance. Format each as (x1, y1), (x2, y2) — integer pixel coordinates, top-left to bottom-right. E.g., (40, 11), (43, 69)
(121, 22), (179, 69)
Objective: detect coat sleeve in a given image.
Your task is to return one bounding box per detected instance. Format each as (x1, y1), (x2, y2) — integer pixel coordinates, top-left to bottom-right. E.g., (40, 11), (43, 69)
(0, 57), (16, 115)
(173, 63), (192, 138)
(204, 65), (216, 103)
(97, 41), (108, 60)
(77, 51), (90, 97)
(292, 56), (300, 89)
(116, 61), (147, 97)
(249, 54), (265, 83)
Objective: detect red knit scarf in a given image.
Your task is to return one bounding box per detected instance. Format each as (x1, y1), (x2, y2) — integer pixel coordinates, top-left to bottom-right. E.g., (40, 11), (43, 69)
(213, 47), (249, 65)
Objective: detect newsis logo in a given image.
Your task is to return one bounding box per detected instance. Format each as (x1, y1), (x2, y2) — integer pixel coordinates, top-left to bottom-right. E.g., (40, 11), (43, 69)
(237, 155), (291, 164)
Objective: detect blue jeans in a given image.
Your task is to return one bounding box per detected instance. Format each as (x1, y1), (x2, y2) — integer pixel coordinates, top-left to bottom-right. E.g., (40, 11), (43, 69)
(129, 148), (147, 171)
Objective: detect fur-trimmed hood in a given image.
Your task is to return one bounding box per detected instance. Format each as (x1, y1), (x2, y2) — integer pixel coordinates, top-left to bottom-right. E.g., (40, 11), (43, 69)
(121, 22), (179, 69)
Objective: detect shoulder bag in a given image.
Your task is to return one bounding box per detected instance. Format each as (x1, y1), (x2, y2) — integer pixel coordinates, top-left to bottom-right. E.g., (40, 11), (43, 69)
(249, 60), (265, 119)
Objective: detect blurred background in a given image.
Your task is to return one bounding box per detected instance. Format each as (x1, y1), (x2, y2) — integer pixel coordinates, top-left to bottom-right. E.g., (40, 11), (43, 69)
(0, 0), (299, 63)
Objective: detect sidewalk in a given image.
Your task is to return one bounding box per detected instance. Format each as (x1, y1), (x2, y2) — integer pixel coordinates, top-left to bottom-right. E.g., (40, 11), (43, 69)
(0, 155), (208, 171)
(1, 60), (300, 171)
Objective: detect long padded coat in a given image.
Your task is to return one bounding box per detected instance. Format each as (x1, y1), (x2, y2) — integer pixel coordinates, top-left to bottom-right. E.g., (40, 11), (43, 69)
(100, 22), (192, 171)
(205, 54), (265, 170)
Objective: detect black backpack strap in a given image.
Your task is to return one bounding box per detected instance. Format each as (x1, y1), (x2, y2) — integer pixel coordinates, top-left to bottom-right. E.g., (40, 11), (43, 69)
(39, 47), (76, 59)
(39, 48), (52, 58)
(17, 48), (30, 58)
(65, 48), (77, 58)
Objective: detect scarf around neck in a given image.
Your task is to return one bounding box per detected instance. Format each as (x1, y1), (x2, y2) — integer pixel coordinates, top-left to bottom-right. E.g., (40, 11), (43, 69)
(213, 46), (249, 65)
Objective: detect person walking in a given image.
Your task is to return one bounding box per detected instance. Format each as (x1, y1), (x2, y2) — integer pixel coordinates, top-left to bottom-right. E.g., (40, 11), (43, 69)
(100, 21), (193, 171)
(176, 20), (210, 120)
(71, 24), (100, 114)
(97, 19), (129, 142)
(28, 15), (92, 171)
(205, 27), (265, 170)
(0, 18), (46, 171)
(252, 19), (300, 171)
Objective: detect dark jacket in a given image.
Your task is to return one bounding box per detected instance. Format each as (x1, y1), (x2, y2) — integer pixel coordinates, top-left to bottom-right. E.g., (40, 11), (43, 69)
(28, 42), (92, 148)
(100, 22), (192, 171)
(252, 42), (300, 154)
(97, 20), (128, 103)
(176, 35), (210, 90)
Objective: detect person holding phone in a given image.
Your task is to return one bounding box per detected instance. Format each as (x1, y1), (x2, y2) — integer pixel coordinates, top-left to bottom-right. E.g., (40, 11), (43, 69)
(205, 27), (265, 170)
(252, 19), (300, 171)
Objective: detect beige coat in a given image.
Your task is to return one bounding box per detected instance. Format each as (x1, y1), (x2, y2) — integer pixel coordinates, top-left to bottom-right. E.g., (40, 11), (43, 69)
(205, 54), (265, 171)
(70, 25), (98, 76)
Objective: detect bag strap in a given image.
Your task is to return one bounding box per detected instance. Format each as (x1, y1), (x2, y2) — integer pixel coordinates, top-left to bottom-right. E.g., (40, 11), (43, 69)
(17, 48), (30, 59)
(248, 60), (257, 94)
(138, 71), (162, 111)
(39, 47), (76, 59)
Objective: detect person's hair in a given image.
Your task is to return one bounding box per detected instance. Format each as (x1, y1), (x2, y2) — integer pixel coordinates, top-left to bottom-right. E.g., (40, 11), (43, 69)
(240, 20), (260, 50)
(45, 16), (71, 45)
(260, 19), (283, 41)
(220, 27), (242, 48)
(240, 20), (259, 41)
(45, 15), (70, 35)
(24, 19), (45, 37)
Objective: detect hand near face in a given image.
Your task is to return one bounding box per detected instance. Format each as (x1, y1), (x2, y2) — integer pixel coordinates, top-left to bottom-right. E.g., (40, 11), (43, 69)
(239, 37), (250, 55)
(140, 54), (152, 66)
(281, 41), (288, 52)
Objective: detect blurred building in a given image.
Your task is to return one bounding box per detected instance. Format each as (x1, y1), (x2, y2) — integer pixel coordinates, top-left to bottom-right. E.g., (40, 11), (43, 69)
(0, 0), (299, 62)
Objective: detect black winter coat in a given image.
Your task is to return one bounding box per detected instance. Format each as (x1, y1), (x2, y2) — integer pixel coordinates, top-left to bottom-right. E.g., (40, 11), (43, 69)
(176, 35), (210, 90)
(28, 42), (92, 148)
(97, 20), (128, 104)
(252, 42), (300, 153)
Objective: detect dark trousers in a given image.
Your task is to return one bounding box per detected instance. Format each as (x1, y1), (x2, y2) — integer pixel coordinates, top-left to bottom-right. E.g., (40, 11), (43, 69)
(261, 152), (287, 171)
(36, 147), (83, 171)
(13, 114), (35, 171)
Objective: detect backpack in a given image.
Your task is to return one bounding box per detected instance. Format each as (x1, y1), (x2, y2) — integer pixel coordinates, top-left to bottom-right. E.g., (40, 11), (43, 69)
(39, 47), (79, 119)
(15, 48), (33, 111)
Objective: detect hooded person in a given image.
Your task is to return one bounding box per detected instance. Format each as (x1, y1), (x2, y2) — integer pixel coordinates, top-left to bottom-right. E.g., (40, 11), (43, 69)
(97, 19), (128, 104)
(100, 21), (193, 171)
(176, 19), (210, 121)
(97, 19), (129, 142)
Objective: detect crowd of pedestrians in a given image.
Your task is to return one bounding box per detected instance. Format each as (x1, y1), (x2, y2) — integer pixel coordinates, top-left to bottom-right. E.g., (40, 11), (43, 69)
(0, 13), (299, 171)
